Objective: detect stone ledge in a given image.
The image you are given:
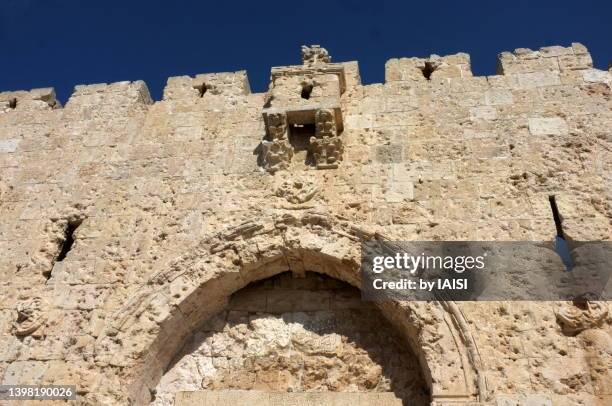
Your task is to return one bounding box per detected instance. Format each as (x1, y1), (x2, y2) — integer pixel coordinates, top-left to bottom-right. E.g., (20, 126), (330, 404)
(175, 390), (404, 406)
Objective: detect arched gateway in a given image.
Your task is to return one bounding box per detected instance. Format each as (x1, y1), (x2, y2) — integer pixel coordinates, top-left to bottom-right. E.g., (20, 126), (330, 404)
(96, 211), (487, 404)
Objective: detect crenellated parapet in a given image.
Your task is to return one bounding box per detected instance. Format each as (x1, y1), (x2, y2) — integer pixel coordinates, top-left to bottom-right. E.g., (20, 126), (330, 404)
(496, 43), (592, 74)
(385, 53), (473, 82)
(0, 42), (605, 116)
(163, 71), (251, 101)
(0, 87), (61, 113)
(67, 80), (152, 104)
(61, 80), (153, 123)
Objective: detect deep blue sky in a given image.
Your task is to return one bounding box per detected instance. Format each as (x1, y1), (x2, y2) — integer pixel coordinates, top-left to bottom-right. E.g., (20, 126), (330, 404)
(1, 0), (610, 103)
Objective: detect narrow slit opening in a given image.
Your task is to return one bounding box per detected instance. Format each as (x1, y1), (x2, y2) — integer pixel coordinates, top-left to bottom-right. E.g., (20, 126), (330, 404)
(548, 195), (564, 238)
(57, 219), (82, 262)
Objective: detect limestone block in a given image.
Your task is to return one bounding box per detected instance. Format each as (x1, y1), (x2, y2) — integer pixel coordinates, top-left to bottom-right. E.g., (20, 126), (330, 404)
(540, 45), (574, 57)
(330, 289), (370, 310)
(516, 71), (561, 88)
(193, 70), (251, 96)
(40, 360), (98, 393)
(589, 355), (612, 395)
(496, 394), (552, 406)
(497, 51), (560, 74)
(470, 105), (498, 121)
(290, 329), (342, 356)
(53, 284), (110, 310)
(485, 89), (514, 105)
(0, 87), (60, 111)
(528, 117), (568, 135)
(2, 360), (48, 385)
(0, 334), (21, 362)
(163, 76), (199, 101)
(558, 53), (593, 71)
(0, 138), (19, 153)
(583, 69), (610, 84)
(529, 356), (595, 395)
(228, 289), (267, 312)
(374, 144), (403, 163)
(345, 113), (373, 129)
(385, 53), (472, 82)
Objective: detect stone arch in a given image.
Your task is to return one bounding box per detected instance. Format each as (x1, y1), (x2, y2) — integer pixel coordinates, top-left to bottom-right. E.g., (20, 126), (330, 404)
(95, 211), (487, 404)
(152, 271), (432, 405)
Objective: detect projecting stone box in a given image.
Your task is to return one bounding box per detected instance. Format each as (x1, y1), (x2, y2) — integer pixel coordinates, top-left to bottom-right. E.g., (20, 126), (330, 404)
(261, 45), (346, 172)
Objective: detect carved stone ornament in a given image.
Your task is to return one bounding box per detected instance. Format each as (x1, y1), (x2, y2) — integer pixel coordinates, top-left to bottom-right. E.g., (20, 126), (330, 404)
(315, 109), (337, 138)
(309, 136), (343, 169)
(301, 45), (331, 65)
(262, 139), (293, 173)
(13, 297), (46, 336)
(266, 111), (288, 140)
(555, 297), (608, 335)
(275, 177), (318, 204)
(262, 111), (293, 173)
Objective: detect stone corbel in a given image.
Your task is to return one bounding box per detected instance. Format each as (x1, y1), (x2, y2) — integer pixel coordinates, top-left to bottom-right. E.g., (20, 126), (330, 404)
(310, 109), (343, 169)
(309, 136), (343, 169)
(314, 108), (337, 138)
(262, 111), (293, 173)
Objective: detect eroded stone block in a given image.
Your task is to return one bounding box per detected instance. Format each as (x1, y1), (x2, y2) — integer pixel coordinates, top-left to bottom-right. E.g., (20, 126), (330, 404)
(528, 117), (569, 135)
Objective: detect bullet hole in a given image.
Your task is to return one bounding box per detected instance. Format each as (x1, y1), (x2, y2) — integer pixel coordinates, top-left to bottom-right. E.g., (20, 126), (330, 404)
(301, 83), (313, 100)
(57, 219), (83, 262)
(8, 98), (17, 109)
(420, 62), (437, 80)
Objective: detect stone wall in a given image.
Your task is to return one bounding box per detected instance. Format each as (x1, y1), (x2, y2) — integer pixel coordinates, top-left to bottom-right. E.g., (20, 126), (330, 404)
(0, 43), (610, 405)
(151, 272), (428, 405)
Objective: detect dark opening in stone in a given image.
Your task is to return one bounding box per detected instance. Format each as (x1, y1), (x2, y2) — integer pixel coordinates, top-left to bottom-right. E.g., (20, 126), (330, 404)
(548, 195), (564, 238)
(8, 98), (17, 109)
(301, 84), (313, 100)
(420, 62), (437, 80)
(288, 123), (316, 166)
(57, 219), (82, 262)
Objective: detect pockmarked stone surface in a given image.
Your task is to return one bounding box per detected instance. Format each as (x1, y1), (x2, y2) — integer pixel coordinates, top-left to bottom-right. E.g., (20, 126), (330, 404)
(0, 43), (610, 405)
(151, 273), (429, 405)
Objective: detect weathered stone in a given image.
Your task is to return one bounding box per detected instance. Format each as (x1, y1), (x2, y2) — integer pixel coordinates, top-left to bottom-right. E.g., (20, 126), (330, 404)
(528, 117), (569, 135)
(0, 138), (20, 153)
(152, 273), (428, 405)
(0, 42), (610, 406)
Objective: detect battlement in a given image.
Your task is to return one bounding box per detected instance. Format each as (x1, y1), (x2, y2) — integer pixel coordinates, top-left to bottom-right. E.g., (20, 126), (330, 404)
(61, 80), (153, 117)
(0, 43), (606, 113)
(69, 80), (152, 101)
(163, 71), (251, 101)
(496, 43), (592, 74)
(386, 53), (473, 82)
(0, 87), (60, 112)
